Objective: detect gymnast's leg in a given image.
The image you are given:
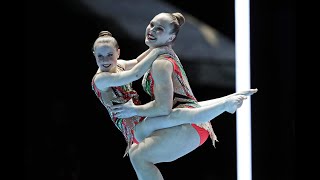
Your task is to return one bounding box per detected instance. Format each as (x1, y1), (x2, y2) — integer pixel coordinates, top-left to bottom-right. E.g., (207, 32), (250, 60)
(134, 93), (250, 142)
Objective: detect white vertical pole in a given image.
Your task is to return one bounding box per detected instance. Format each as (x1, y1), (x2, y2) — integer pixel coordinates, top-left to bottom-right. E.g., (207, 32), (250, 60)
(235, 0), (252, 180)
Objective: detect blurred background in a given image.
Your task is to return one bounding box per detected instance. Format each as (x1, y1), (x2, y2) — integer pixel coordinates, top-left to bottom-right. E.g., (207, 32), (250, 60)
(25, 0), (295, 179)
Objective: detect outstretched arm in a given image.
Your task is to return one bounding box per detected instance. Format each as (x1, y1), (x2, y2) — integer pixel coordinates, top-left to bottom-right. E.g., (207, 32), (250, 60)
(121, 49), (153, 70)
(94, 48), (167, 90)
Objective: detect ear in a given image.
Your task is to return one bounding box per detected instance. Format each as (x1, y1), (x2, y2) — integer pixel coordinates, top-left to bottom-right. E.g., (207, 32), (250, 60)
(168, 34), (176, 42)
(92, 47), (95, 55)
(117, 48), (120, 58)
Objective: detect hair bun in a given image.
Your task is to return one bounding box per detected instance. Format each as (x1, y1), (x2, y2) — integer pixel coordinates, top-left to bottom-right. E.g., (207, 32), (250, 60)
(99, 31), (112, 37)
(172, 12), (185, 27)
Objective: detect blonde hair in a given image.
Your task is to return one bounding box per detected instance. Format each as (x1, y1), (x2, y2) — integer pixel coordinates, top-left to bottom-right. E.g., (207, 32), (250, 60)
(165, 12), (185, 43)
(92, 31), (119, 51)
(172, 12), (185, 27)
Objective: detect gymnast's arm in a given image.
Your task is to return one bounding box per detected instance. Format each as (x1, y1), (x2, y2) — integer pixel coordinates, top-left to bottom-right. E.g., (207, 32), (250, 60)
(94, 48), (166, 90)
(120, 49), (152, 70)
(128, 58), (174, 117)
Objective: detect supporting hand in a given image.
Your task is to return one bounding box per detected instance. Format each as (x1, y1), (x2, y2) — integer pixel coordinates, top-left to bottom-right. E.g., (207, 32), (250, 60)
(110, 99), (137, 118)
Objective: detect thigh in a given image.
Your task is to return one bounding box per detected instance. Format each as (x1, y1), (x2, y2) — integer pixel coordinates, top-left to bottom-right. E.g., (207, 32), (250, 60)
(129, 124), (200, 163)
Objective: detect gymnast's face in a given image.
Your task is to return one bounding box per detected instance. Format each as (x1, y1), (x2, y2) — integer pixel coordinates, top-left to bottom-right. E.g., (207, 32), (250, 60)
(145, 13), (176, 48)
(93, 44), (120, 72)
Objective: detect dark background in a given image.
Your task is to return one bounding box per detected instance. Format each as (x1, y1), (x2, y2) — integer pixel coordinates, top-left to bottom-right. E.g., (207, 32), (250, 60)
(25, 0), (295, 180)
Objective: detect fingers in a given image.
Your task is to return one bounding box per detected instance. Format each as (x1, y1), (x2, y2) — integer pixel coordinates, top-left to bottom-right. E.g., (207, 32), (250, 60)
(110, 107), (123, 118)
(113, 111), (122, 118)
(111, 108), (123, 114)
(109, 104), (121, 109)
(109, 104), (122, 114)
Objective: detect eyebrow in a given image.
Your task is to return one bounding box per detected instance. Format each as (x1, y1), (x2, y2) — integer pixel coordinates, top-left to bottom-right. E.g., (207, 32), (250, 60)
(152, 23), (165, 30)
(98, 52), (113, 56)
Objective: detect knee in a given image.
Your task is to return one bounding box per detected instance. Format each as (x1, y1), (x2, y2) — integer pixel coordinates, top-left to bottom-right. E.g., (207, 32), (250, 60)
(134, 123), (151, 143)
(128, 148), (146, 167)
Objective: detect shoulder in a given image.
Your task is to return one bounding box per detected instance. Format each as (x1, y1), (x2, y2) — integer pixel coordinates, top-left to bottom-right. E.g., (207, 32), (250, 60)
(152, 55), (173, 68)
(116, 60), (126, 70)
(92, 70), (112, 91)
(151, 56), (173, 76)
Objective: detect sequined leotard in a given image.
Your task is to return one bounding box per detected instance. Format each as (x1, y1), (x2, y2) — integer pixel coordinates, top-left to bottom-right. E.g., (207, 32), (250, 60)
(91, 64), (145, 157)
(142, 53), (218, 147)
